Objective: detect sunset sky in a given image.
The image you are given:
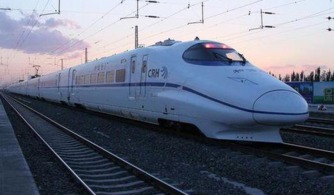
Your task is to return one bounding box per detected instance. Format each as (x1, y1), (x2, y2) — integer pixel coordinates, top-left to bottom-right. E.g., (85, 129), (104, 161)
(0, 0), (333, 86)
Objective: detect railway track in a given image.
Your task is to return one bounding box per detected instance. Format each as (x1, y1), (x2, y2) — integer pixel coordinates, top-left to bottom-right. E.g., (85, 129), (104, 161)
(281, 124), (334, 137)
(2, 94), (188, 195)
(307, 117), (334, 125)
(255, 143), (334, 174)
(5, 94), (334, 189)
(212, 141), (334, 175)
(281, 114), (334, 136)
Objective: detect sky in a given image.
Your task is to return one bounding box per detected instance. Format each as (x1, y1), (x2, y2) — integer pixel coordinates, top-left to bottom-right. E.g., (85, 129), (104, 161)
(0, 0), (333, 86)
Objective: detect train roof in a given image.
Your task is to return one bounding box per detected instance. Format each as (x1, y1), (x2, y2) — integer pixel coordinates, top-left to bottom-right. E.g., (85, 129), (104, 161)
(148, 38), (230, 52)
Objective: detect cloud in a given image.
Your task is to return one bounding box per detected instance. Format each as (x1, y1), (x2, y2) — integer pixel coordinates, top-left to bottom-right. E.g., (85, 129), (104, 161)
(44, 18), (81, 29)
(0, 12), (89, 55)
(64, 51), (84, 60)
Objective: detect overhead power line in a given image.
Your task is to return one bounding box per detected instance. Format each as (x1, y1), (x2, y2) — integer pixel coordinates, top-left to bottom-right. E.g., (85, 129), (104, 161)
(42, 0), (125, 58)
(40, 0), (60, 16)
(53, 0), (159, 57)
(13, 0), (330, 74)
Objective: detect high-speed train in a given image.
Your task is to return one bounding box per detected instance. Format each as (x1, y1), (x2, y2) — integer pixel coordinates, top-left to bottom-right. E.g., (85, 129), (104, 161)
(7, 38), (309, 143)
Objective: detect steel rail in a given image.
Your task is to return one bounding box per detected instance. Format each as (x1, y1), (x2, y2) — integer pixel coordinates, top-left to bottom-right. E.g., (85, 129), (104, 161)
(281, 124), (334, 137)
(307, 117), (334, 125)
(3, 94), (188, 195)
(243, 142), (334, 174)
(1, 94), (95, 195)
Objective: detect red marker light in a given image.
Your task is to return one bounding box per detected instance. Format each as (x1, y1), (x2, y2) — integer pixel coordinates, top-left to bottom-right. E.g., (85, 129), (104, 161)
(221, 44), (231, 49)
(203, 43), (215, 48)
(203, 43), (232, 49)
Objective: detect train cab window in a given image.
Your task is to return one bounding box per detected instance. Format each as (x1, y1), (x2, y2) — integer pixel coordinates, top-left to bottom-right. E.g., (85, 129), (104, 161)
(183, 42), (247, 66)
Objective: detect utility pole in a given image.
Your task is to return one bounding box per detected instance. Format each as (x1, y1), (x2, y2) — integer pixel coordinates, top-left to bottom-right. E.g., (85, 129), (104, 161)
(61, 59), (64, 70)
(120, 0), (139, 20)
(327, 16), (334, 32)
(249, 9), (275, 31)
(85, 48), (88, 63)
(0, 57), (8, 67)
(135, 25), (138, 49)
(120, 0), (159, 20)
(188, 2), (204, 25)
(120, 1), (159, 48)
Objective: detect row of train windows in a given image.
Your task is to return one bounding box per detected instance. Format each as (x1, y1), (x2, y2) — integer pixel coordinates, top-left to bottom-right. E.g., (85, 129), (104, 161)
(75, 69), (126, 85)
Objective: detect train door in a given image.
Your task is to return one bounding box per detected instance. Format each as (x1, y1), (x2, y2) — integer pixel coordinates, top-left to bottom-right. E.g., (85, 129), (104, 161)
(37, 77), (40, 98)
(68, 68), (76, 102)
(71, 69), (76, 94)
(57, 73), (61, 92)
(129, 55), (139, 99)
(140, 55), (148, 97)
(57, 73), (61, 98)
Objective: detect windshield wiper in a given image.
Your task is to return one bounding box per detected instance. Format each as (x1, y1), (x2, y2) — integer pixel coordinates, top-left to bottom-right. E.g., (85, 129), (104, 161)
(239, 53), (247, 65)
(213, 52), (232, 64)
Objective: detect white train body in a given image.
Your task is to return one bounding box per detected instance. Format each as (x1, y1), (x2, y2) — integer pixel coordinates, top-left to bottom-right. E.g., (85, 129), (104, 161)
(8, 39), (309, 143)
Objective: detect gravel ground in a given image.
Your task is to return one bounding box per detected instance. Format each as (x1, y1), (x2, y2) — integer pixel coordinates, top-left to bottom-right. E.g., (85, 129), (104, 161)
(2, 97), (89, 195)
(6, 95), (334, 195)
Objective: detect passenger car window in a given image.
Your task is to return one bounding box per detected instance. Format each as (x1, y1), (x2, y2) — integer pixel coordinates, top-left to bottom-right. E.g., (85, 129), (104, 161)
(106, 70), (115, 83)
(116, 69), (126, 82)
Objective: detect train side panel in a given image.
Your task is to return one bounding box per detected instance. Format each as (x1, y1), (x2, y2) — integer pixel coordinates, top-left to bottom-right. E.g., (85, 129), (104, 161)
(26, 78), (39, 98)
(39, 73), (59, 102)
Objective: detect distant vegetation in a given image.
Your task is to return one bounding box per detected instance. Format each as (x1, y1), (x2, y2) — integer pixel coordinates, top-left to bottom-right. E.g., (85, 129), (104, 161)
(269, 67), (334, 82)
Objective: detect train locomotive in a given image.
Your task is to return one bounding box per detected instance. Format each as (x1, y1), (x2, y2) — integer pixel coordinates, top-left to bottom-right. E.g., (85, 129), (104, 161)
(7, 38), (309, 143)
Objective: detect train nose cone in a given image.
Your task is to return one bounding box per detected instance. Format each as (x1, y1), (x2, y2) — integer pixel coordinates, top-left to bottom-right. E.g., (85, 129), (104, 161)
(253, 90), (309, 125)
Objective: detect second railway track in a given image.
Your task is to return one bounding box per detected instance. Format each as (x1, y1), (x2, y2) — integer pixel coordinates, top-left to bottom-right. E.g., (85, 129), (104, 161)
(250, 143), (334, 174)
(281, 124), (334, 137)
(2, 94), (188, 195)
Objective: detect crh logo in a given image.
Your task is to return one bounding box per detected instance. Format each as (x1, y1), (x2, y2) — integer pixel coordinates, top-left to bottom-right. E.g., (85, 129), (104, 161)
(161, 66), (168, 79)
(148, 66), (168, 79)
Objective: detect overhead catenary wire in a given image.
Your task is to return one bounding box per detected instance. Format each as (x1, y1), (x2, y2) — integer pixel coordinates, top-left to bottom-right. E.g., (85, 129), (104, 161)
(3, 0), (332, 80)
(45, 0), (125, 57)
(50, 1), (152, 58)
(13, 0), (41, 55)
(97, 0), (259, 51)
(53, 0), (208, 60)
(123, 0), (332, 58)
(32, 0), (265, 64)
(90, 0), (305, 59)
(211, 4), (334, 43)
(140, 0), (264, 42)
(10, 0), (51, 59)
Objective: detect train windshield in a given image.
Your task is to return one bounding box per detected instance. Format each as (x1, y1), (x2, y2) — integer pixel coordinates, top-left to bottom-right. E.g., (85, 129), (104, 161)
(183, 42), (247, 66)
